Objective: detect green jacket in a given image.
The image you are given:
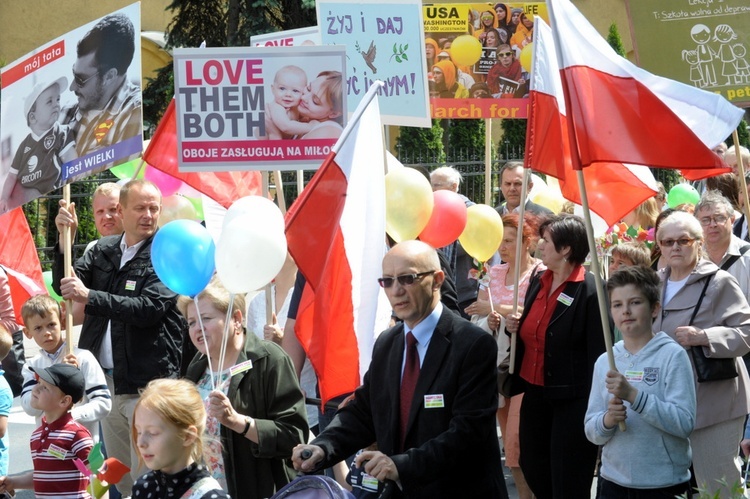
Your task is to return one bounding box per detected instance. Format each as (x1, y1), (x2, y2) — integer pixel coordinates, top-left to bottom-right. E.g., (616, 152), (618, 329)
(186, 333), (309, 498)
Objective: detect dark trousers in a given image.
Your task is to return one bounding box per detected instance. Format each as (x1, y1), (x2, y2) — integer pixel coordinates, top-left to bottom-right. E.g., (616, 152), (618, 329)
(598, 478), (692, 498)
(519, 384), (598, 499)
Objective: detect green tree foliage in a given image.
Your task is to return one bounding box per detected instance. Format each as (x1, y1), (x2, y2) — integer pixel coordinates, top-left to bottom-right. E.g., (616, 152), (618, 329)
(498, 119), (526, 158)
(726, 119), (749, 149)
(446, 119), (485, 160)
(395, 121), (445, 163)
(607, 22), (626, 57)
(142, 0), (317, 130)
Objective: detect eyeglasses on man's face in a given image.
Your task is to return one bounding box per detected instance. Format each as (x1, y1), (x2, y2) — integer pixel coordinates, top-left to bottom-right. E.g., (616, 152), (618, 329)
(377, 271), (436, 288)
(698, 215), (729, 226)
(72, 66), (99, 87)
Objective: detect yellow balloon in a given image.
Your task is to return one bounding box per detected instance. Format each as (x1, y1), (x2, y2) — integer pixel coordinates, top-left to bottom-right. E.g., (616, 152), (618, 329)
(450, 35), (483, 67)
(531, 189), (565, 214)
(158, 194), (197, 227)
(385, 169), (434, 243)
(519, 42), (534, 72)
(459, 205), (504, 262)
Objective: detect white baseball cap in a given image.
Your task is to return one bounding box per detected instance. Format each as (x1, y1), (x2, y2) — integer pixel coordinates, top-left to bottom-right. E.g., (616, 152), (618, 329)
(24, 76), (68, 119)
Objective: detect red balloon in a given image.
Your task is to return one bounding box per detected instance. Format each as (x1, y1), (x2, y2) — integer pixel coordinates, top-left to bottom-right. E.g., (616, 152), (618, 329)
(418, 190), (468, 248)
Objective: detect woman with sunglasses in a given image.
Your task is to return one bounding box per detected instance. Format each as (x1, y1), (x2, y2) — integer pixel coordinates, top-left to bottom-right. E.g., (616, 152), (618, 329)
(505, 214), (610, 497)
(652, 210), (750, 498)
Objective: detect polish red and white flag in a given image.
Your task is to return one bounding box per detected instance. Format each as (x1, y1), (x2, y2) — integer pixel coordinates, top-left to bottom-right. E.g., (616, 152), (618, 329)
(285, 84), (391, 406)
(526, 0), (744, 224)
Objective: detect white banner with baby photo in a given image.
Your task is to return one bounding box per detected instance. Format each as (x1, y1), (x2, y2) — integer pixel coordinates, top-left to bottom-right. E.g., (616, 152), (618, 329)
(172, 46), (347, 172)
(0, 2), (142, 215)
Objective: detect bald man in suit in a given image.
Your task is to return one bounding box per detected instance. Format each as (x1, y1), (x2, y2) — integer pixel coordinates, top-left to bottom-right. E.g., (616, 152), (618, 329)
(292, 240), (507, 498)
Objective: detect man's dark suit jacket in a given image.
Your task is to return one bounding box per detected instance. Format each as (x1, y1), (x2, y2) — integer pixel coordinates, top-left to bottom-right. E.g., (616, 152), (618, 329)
(495, 199), (554, 218)
(312, 308), (507, 498)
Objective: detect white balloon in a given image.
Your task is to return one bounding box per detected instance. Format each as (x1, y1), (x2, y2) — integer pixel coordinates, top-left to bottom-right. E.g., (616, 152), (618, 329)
(223, 196), (285, 233)
(215, 214), (287, 294)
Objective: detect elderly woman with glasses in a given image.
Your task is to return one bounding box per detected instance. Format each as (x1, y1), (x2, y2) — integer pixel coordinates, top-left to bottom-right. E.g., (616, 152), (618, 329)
(505, 214), (610, 497)
(652, 210), (750, 498)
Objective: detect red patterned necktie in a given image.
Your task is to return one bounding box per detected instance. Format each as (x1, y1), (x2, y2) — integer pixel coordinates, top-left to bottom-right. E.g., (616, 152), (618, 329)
(400, 331), (420, 451)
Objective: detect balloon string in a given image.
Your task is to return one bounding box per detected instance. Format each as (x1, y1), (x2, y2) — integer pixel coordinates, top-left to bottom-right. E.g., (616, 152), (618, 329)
(217, 293), (234, 384)
(194, 296), (215, 391)
(487, 283), (495, 314)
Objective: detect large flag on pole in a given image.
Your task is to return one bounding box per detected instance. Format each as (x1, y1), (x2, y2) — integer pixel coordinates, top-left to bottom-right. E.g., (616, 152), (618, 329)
(285, 83), (389, 406)
(143, 100), (263, 208)
(544, 0), (743, 181)
(526, 19), (658, 226)
(0, 208), (45, 325)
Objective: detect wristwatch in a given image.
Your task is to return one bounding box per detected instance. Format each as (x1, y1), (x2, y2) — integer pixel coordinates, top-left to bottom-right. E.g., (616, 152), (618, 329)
(239, 416), (251, 437)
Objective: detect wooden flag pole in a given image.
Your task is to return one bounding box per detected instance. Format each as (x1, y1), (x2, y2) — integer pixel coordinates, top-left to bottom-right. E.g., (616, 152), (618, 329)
(485, 118), (493, 206)
(273, 171), (287, 215)
(63, 184), (74, 356)
(576, 169), (622, 431)
(508, 168), (530, 374)
(262, 172), (274, 324)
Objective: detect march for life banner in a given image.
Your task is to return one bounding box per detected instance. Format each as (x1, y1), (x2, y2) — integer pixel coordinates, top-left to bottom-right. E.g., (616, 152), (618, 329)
(173, 46), (347, 172)
(0, 2), (142, 215)
(626, 0), (750, 106)
(251, 26), (322, 47)
(423, 2), (547, 119)
(317, 0), (432, 127)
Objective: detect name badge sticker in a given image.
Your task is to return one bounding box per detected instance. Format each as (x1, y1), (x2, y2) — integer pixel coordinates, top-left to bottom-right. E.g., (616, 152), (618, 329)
(47, 443), (67, 460)
(230, 359), (253, 377)
(625, 370), (644, 382)
(557, 293), (574, 306)
(125, 279), (136, 291)
(424, 394), (445, 408)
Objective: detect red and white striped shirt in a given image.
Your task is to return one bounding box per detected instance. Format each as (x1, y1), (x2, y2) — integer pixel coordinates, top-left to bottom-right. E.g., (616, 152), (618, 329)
(31, 413), (92, 498)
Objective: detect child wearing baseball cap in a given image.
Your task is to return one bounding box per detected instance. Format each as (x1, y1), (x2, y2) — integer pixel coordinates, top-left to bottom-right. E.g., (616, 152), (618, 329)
(0, 364), (94, 498)
(0, 77), (76, 212)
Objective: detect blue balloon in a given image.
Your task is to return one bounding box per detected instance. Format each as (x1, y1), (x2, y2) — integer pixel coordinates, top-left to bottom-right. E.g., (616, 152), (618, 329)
(151, 220), (216, 297)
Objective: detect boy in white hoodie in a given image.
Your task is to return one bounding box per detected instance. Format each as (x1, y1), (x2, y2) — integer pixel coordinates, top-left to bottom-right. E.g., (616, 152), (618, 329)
(585, 265), (696, 497)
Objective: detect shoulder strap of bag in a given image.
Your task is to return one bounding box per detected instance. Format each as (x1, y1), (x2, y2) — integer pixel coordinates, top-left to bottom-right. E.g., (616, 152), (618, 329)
(688, 275), (712, 326)
(720, 243), (750, 271)
(179, 476), (222, 499)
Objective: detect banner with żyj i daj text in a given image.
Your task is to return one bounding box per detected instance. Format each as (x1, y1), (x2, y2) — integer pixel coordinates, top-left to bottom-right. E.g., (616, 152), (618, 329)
(423, 2), (547, 119)
(626, 0), (750, 107)
(317, 0), (432, 127)
(0, 3), (142, 215)
(173, 46), (347, 172)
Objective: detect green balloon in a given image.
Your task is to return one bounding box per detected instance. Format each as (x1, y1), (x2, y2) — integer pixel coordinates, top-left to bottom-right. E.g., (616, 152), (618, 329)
(667, 183), (700, 209)
(110, 158), (145, 180)
(43, 271), (63, 302)
(186, 196), (204, 220)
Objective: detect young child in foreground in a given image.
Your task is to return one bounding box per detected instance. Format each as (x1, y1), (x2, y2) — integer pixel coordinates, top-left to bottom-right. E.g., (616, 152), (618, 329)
(0, 364), (93, 497)
(585, 265), (696, 498)
(20, 295), (111, 443)
(131, 378), (230, 498)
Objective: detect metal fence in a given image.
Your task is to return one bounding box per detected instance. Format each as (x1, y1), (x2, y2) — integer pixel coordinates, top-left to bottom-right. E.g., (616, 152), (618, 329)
(31, 148), (680, 268)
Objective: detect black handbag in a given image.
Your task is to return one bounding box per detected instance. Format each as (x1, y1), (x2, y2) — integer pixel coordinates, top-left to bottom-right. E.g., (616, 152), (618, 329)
(688, 276), (738, 383)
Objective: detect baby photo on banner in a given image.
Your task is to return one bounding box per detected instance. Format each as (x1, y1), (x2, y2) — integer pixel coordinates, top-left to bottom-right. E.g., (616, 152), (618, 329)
(173, 46), (347, 172)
